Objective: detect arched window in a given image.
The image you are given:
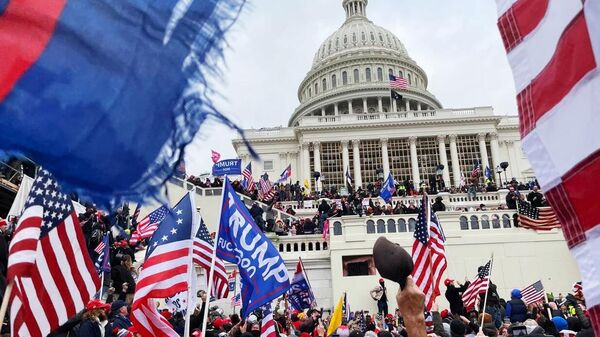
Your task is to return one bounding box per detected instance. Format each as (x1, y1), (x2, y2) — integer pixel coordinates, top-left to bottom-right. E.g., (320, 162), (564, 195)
(286, 243), (291, 252)
(361, 32), (366, 42)
(370, 32), (375, 41)
(408, 218), (417, 232)
(377, 68), (383, 81)
(308, 242), (313, 251)
(366, 220), (375, 233)
(314, 82), (318, 94)
(460, 216), (469, 230)
(365, 68), (371, 82)
(502, 214), (511, 228)
(481, 215), (490, 229)
(332, 74), (337, 88)
(278, 244), (283, 252)
(293, 243), (298, 252)
(387, 219), (397, 233)
(342, 71), (348, 85)
(301, 243), (306, 251)
(398, 219), (407, 232)
(492, 215), (501, 228)
(388, 68), (394, 75)
(470, 215), (480, 229)
(353, 69), (359, 83)
(376, 219), (386, 233)
(309, 88), (312, 97)
(408, 74), (412, 85)
(323, 242), (328, 250)
(333, 221), (343, 235)
(316, 242), (321, 251)
(398, 70), (403, 78)
(322, 78), (327, 91)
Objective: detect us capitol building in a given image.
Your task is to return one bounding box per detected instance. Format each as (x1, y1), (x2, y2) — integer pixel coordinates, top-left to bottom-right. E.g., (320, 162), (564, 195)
(165, 0), (578, 314)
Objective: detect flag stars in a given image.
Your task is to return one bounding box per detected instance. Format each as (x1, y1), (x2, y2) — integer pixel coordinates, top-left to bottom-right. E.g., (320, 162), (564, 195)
(161, 235), (168, 242)
(176, 218), (183, 225)
(176, 209), (182, 215)
(170, 228), (178, 235)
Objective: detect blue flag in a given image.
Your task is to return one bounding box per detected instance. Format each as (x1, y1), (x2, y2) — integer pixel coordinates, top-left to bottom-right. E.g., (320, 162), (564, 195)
(287, 259), (315, 311)
(216, 178), (291, 317)
(0, 0), (251, 205)
(95, 233), (111, 273)
(379, 173), (396, 203)
(485, 166), (493, 180)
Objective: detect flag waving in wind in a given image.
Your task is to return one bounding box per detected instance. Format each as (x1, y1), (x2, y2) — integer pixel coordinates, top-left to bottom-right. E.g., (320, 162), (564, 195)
(277, 165), (292, 184)
(462, 261), (491, 311)
(216, 178), (290, 317)
(211, 150), (222, 164)
(242, 163), (255, 192)
(287, 258), (315, 311)
(379, 173), (396, 203)
(193, 219), (229, 299)
(131, 192), (195, 337)
(0, 0), (250, 205)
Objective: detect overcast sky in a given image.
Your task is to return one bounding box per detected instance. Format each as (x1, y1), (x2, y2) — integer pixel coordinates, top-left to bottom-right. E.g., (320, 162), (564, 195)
(184, 0), (518, 175)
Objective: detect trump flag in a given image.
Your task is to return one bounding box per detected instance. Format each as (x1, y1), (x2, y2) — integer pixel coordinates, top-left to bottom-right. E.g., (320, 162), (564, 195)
(216, 178), (290, 317)
(0, 0), (249, 204)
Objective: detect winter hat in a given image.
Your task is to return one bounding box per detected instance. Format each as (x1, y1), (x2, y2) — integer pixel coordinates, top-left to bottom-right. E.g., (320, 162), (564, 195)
(213, 318), (225, 329)
(111, 300), (127, 314)
(441, 309), (449, 319)
(511, 289), (522, 299)
(552, 317), (569, 332)
(450, 320), (466, 337)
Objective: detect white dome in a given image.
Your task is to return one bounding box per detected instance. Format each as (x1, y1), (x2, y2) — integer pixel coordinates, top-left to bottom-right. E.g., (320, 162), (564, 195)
(312, 19), (409, 70)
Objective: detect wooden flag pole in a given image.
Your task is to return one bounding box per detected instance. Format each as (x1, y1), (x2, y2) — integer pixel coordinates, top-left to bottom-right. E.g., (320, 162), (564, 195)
(479, 254), (494, 331)
(184, 190), (200, 337)
(0, 282), (13, 324)
(543, 289), (552, 319)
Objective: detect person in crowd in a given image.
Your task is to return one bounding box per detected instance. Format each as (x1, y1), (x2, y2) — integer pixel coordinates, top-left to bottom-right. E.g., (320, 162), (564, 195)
(106, 300), (132, 335)
(505, 186), (520, 209)
(527, 186), (545, 208)
(249, 203), (265, 231)
(432, 196), (446, 212)
(370, 278), (389, 317)
(445, 278), (470, 315)
(111, 255), (136, 302)
(79, 299), (110, 337)
(506, 289), (527, 323)
(318, 199), (331, 228)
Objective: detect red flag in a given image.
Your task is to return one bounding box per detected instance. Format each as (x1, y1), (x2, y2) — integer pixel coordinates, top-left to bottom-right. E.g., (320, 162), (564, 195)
(7, 170), (100, 337)
(322, 219), (330, 241)
(211, 150), (221, 164)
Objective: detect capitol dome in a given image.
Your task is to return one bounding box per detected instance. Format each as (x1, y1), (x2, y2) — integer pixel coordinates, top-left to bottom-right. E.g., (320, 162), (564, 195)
(289, 0), (442, 127)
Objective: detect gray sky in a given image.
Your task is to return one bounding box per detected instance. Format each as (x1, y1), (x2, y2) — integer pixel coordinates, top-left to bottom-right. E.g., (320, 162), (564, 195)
(184, 0), (518, 175)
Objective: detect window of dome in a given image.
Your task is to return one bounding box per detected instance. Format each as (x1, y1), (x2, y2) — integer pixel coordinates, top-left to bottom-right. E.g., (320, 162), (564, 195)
(361, 32), (366, 42)
(370, 32), (375, 41)
(353, 69), (359, 83)
(332, 74), (337, 88)
(365, 68), (371, 82)
(344, 35), (348, 44)
(388, 68), (393, 75)
(352, 33), (357, 44)
(399, 70), (403, 78)
(309, 88), (312, 97)
(386, 34), (391, 45)
(377, 68), (383, 81)
(322, 78), (327, 91)
(328, 41), (332, 53)
(379, 33), (383, 42)
(342, 71), (348, 85)
(408, 74), (412, 85)
(314, 82), (318, 94)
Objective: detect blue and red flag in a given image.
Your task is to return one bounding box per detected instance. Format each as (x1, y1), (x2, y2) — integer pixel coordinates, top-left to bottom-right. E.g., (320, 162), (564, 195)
(277, 164), (292, 183)
(0, 0), (252, 205)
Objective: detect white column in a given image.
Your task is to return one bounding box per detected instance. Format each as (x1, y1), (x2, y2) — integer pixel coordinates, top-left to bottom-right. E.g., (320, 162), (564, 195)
(437, 135), (451, 187)
(362, 98), (368, 113)
(392, 97), (397, 112)
(289, 152), (298, 182)
(321, 107), (326, 116)
(405, 99), (410, 111)
(489, 132), (501, 171)
(381, 138), (390, 179)
(279, 153), (287, 175)
(313, 142), (322, 191)
(409, 136), (420, 186)
(417, 102), (422, 111)
(478, 133), (490, 170)
(377, 97), (383, 113)
(348, 100), (353, 114)
(352, 139), (362, 188)
(341, 140), (350, 181)
(302, 142), (311, 189)
(334, 103), (339, 116)
(507, 140), (521, 180)
(449, 134), (461, 187)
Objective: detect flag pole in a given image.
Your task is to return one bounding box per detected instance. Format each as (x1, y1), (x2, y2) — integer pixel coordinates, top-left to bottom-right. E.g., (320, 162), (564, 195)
(200, 175), (228, 334)
(543, 288), (552, 318)
(184, 190), (199, 337)
(479, 254), (494, 331)
(99, 271), (105, 300)
(0, 282), (13, 324)
(232, 271), (238, 315)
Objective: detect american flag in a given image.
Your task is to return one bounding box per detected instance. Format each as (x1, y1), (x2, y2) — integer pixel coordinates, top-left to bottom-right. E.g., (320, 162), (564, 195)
(461, 261), (491, 311)
(94, 239), (106, 254)
(259, 175), (275, 201)
(94, 233), (111, 273)
(231, 293), (242, 307)
(521, 280), (545, 305)
(129, 205), (169, 245)
(411, 195), (447, 310)
(242, 163), (255, 193)
(131, 203), (141, 226)
(228, 269), (237, 292)
(131, 192), (194, 337)
(389, 74), (408, 90)
(471, 161), (481, 178)
(496, 2), (600, 335)
(343, 292), (350, 322)
(193, 219), (229, 299)
(7, 170), (100, 337)
(261, 303), (277, 337)
(517, 200), (561, 231)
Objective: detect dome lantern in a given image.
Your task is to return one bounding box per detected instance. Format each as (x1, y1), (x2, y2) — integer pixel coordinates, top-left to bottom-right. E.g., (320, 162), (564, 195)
(343, 0), (368, 20)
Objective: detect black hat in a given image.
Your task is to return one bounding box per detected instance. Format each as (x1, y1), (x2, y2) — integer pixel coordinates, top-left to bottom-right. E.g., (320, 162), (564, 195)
(373, 236), (413, 288)
(450, 320), (466, 337)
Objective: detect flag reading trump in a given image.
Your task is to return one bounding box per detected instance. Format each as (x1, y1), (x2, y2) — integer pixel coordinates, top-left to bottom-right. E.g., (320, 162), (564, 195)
(216, 178), (291, 317)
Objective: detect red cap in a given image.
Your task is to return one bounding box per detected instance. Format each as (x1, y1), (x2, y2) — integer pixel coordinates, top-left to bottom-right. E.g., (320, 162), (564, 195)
(441, 309), (449, 318)
(86, 299), (110, 312)
(213, 318), (225, 329)
(379, 278), (384, 283)
(444, 278), (454, 286)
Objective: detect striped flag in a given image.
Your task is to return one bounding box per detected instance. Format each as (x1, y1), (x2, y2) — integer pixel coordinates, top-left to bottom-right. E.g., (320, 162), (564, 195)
(242, 163), (256, 193)
(129, 206), (169, 245)
(389, 74), (408, 90)
(517, 200), (561, 230)
(131, 203), (141, 226)
(277, 164), (292, 184)
(261, 303), (277, 337)
(131, 192), (195, 337)
(259, 175), (275, 201)
(231, 293), (242, 307)
(521, 280), (545, 305)
(7, 169), (100, 337)
(411, 195), (447, 310)
(193, 219), (229, 299)
(461, 261), (491, 311)
(94, 233), (111, 273)
(495, 2), (600, 335)
(94, 239), (106, 254)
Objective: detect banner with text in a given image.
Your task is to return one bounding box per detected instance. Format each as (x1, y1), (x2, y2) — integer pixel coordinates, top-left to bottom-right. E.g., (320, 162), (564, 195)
(212, 159), (242, 176)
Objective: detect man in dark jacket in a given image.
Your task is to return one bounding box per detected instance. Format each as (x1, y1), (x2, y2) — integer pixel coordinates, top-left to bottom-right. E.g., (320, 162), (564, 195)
(505, 187), (520, 209)
(432, 197), (446, 213)
(445, 278), (470, 315)
(527, 186), (544, 208)
(506, 289), (528, 323)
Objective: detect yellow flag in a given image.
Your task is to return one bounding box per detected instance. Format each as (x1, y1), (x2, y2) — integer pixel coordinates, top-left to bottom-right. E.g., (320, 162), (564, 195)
(327, 295), (344, 336)
(304, 179), (310, 189)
